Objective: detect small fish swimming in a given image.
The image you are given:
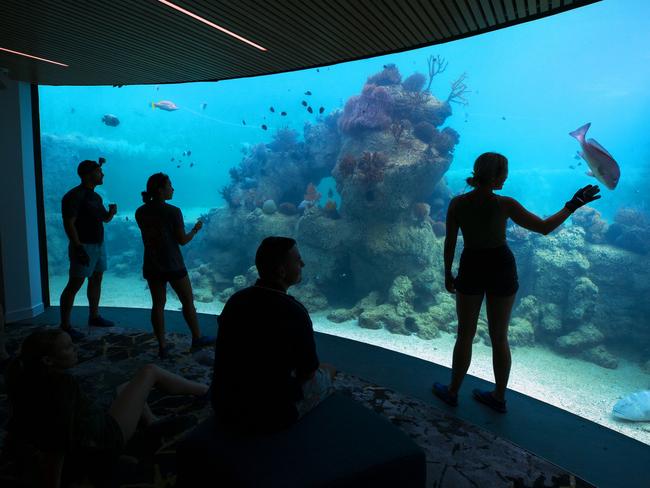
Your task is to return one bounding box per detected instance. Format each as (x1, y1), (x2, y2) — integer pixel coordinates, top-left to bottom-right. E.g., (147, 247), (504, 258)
(125, 216), (129, 221)
(270, 106), (275, 112)
(304, 91), (312, 95)
(501, 116), (506, 121)
(281, 111), (287, 116)
(316, 69), (320, 72)
(171, 157), (175, 161)
(307, 107), (313, 114)
(183, 151), (187, 157)
(319, 106), (325, 114)
(242, 120), (246, 125)
(574, 152), (581, 160)
(569, 165), (575, 169)
(612, 390), (650, 421)
(187, 150), (191, 156)
(176, 165), (180, 168)
(101, 114), (120, 127)
(570, 122), (620, 190)
(261, 124), (268, 130)
(301, 101), (308, 107)
(201, 102), (207, 110)
(70, 107), (76, 114)
(151, 100), (179, 111)
(577, 161), (582, 166)
(190, 162), (194, 167)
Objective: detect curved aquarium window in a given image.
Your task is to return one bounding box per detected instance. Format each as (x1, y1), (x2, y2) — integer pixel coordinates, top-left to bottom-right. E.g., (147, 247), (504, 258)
(40, 0), (650, 444)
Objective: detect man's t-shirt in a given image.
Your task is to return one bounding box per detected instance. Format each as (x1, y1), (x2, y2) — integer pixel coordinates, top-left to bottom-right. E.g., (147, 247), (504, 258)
(61, 185), (108, 244)
(211, 282), (320, 433)
(135, 202), (186, 274)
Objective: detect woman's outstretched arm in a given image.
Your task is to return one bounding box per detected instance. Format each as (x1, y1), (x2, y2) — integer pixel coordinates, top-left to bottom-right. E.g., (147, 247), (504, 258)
(444, 198), (460, 292)
(501, 185), (600, 235)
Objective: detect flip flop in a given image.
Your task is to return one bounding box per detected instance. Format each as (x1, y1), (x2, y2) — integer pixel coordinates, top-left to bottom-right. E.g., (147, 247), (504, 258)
(432, 382), (458, 407)
(472, 389), (507, 413)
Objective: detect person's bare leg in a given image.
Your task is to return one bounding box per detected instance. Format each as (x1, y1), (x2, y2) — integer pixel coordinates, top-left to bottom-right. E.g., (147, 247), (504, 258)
(147, 280), (167, 348)
(169, 275), (201, 340)
(116, 382), (157, 425)
(87, 271), (103, 319)
(108, 364), (209, 443)
(319, 363), (337, 379)
(60, 275), (86, 328)
(485, 293), (517, 402)
(0, 303), (9, 360)
(448, 292), (484, 396)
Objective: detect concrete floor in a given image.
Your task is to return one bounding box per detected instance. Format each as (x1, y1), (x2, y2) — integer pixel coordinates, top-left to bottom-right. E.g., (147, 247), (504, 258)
(15, 305), (650, 488)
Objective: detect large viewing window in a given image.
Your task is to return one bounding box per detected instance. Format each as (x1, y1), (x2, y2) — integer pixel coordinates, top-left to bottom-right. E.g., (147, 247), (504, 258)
(40, 0), (650, 444)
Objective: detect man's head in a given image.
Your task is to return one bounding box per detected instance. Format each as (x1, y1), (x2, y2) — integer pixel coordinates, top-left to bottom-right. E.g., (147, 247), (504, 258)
(255, 236), (304, 288)
(77, 159), (104, 186)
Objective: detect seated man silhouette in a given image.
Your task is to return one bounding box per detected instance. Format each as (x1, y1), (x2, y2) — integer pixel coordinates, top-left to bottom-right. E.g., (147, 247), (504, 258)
(211, 236), (336, 434)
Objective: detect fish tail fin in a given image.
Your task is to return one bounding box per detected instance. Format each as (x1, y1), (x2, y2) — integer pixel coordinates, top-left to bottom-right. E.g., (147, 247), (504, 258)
(569, 122), (591, 142)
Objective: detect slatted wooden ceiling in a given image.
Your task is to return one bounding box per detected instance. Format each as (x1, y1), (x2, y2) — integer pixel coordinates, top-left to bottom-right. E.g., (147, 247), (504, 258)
(0, 0), (600, 86)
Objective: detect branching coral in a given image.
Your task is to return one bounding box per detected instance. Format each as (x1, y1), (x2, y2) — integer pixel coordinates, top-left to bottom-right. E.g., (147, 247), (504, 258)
(402, 72), (426, 92)
(338, 84), (394, 135)
(304, 182), (322, 203)
(447, 72), (470, 106)
(268, 127), (299, 152)
(426, 55), (448, 91)
(335, 154), (357, 179)
(323, 199), (340, 219)
(356, 151), (388, 185)
(367, 63), (402, 86)
(390, 121), (408, 145)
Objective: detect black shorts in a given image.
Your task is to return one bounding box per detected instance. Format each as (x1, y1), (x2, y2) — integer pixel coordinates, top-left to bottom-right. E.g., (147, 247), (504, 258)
(143, 268), (188, 283)
(454, 245), (519, 296)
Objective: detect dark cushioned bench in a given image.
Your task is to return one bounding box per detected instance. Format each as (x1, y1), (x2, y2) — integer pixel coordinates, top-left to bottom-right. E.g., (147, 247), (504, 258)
(176, 392), (426, 487)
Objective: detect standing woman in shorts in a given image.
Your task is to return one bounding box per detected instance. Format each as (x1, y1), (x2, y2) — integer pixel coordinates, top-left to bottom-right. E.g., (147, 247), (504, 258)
(135, 173), (215, 358)
(433, 152), (601, 412)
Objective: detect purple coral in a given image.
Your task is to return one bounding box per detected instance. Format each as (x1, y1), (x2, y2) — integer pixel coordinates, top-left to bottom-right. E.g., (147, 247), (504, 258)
(413, 122), (436, 144)
(367, 64), (402, 86)
(402, 72), (426, 92)
(434, 127), (460, 154)
(339, 84), (394, 135)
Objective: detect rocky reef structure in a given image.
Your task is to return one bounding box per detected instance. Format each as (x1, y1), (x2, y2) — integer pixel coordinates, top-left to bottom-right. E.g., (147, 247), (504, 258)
(192, 62), (465, 329)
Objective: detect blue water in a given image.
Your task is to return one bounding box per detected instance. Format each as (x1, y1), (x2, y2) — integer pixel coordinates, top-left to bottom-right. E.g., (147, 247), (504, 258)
(38, 0), (650, 443)
(39, 0), (650, 218)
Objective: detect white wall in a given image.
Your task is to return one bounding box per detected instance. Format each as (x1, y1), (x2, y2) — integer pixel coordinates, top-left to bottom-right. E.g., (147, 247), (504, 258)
(0, 72), (44, 322)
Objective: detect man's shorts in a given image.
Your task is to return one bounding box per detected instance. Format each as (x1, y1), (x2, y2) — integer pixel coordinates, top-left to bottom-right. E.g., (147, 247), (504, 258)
(454, 244), (519, 297)
(69, 243), (107, 278)
(295, 367), (335, 419)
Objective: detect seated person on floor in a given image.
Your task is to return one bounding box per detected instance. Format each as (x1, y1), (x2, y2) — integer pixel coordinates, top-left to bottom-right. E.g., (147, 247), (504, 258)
(4, 329), (209, 487)
(211, 236), (337, 434)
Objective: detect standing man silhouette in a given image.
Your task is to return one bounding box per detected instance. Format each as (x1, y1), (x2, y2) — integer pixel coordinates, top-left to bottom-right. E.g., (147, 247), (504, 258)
(59, 159), (117, 340)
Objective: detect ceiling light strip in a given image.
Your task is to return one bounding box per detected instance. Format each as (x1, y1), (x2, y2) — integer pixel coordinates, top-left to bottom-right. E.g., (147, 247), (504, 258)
(0, 47), (69, 67)
(158, 0), (267, 52)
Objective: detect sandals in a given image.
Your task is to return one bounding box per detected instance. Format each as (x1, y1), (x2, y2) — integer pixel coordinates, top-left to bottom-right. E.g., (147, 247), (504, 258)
(472, 389), (507, 413)
(432, 382), (458, 407)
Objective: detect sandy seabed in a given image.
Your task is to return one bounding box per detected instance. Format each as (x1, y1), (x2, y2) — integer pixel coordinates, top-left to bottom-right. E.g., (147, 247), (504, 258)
(50, 273), (650, 445)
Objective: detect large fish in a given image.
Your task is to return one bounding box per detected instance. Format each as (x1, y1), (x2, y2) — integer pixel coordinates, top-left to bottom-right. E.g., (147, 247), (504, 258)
(151, 100), (179, 111)
(612, 390), (650, 421)
(569, 123), (620, 190)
